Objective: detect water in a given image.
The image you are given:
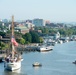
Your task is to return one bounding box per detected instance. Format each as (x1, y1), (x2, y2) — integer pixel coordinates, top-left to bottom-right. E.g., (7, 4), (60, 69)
(0, 41), (76, 75)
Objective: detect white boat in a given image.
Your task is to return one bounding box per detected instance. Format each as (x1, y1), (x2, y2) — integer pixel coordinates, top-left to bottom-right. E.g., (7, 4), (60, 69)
(4, 16), (23, 71)
(4, 59), (23, 71)
(58, 40), (63, 44)
(38, 43), (53, 52)
(32, 62), (42, 67)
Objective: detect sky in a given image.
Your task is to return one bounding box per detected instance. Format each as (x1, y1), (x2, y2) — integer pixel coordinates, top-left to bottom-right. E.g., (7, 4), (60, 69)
(0, 0), (76, 22)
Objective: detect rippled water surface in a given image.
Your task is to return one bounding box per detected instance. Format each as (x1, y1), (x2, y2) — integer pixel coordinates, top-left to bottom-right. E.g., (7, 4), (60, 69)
(0, 41), (76, 75)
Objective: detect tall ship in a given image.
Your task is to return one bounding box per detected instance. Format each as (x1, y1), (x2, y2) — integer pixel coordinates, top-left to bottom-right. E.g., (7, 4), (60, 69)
(4, 16), (23, 71)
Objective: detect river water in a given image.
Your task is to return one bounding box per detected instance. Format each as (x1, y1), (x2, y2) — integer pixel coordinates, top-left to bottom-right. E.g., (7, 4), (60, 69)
(0, 41), (76, 75)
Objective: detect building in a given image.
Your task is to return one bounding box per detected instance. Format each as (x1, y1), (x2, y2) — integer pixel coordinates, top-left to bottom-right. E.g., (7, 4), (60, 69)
(25, 22), (35, 30)
(33, 18), (45, 27)
(26, 20), (32, 23)
(15, 24), (29, 34)
(45, 20), (50, 24)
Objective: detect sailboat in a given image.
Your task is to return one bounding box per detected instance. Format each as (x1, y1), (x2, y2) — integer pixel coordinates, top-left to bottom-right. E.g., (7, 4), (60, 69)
(4, 16), (23, 71)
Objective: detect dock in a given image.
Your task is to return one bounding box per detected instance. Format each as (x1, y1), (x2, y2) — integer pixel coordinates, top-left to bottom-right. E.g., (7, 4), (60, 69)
(17, 46), (39, 52)
(0, 54), (5, 62)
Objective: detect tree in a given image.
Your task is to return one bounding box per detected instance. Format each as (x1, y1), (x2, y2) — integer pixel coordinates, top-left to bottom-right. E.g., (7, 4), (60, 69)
(44, 28), (49, 34)
(39, 37), (44, 43)
(23, 33), (32, 43)
(30, 31), (40, 43)
(0, 42), (9, 50)
(0, 32), (6, 38)
(20, 38), (25, 44)
(39, 27), (49, 34)
(49, 29), (57, 34)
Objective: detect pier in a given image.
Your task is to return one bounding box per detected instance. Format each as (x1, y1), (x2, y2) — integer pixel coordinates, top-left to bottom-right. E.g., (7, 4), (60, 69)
(17, 46), (39, 52)
(0, 54), (5, 62)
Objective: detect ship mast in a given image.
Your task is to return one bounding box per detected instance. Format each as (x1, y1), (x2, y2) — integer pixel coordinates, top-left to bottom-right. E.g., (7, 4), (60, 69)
(12, 15), (15, 59)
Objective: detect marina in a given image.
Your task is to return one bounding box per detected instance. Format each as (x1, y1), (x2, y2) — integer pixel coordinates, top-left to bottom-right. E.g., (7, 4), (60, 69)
(0, 41), (76, 75)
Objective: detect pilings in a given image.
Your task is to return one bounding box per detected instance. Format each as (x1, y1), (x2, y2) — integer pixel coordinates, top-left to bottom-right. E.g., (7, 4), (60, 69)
(17, 46), (39, 52)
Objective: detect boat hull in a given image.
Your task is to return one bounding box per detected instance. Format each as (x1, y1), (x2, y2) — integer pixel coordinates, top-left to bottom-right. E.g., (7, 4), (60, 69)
(38, 46), (53, 52)
(4, 59), (23, 71)
(32, 62), (42, 67)
(33, 64), (42, 67)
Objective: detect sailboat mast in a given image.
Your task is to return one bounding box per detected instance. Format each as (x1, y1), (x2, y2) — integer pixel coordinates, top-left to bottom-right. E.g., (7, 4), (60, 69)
(12, 15), (14, 36)
(12, 15), (14, 59)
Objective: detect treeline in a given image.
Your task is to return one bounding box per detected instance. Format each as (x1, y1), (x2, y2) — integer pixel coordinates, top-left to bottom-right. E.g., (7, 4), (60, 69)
(0, 31), (44, 50)
(35, 27), (76, 36)
(17, 31), (43, 45)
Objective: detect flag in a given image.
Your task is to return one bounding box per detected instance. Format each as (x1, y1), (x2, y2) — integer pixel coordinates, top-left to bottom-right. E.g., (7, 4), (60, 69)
(11, 36), (18, 46)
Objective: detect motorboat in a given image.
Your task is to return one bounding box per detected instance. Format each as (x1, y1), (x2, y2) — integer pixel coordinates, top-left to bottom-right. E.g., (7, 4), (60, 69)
(73, 60), (76, 64)
(32, 62), (42, 67)
(38, 43), (53, 52)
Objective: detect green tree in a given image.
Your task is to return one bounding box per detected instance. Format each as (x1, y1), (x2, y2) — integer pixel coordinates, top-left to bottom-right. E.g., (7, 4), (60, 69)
(23, 33), (32, 43)
(39, 37), (44, 43)
(20, 38), (25, 44)
(30, 31), (40, 43)
(0, 32), (6, 37)
(49, 29), (57, 34)
(44, 28), (49, 34)
(39, 27), (49, 33)
(0, 42), (9, 50)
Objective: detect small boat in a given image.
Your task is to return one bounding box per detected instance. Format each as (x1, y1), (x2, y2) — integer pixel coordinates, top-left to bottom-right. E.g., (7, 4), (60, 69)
(73, 60), (76, 64)
(32, 62), (42, 67)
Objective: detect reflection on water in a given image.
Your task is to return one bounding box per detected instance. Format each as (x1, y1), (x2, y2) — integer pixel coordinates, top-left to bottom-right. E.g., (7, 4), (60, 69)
(33, 67), (41, 70)
(3, 68), (28, 75)
(39, 51), (52, 54)
(3, 69), (21, 75)
(33, 65), (42, 70)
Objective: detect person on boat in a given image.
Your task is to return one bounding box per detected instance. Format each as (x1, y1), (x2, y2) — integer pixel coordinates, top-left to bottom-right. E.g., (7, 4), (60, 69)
(14, 57), (17, 62)
(6, 56), (10, 62)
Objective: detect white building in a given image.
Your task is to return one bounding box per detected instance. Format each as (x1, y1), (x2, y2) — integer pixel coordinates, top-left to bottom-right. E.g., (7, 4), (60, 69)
(15, 24), (29, 34)
(33, 18), (45, 27)
(25, 22), (35, 29)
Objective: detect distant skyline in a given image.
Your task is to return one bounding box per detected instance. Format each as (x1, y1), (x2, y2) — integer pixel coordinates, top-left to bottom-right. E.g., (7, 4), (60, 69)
(0, 0), (76, 22)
